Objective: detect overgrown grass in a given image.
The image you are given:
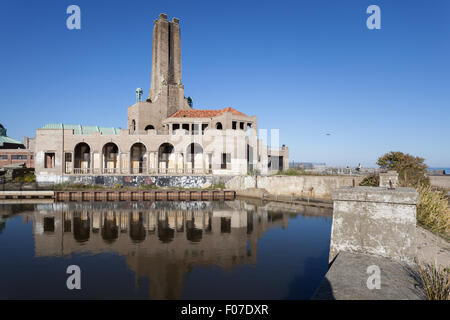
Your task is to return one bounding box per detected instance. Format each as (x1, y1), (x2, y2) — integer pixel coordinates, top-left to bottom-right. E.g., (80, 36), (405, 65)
(247, 169), (261, 176)
(141, 184), (159, 190)
(208, 182), (226, 190)
(418, 263), (450, 300)
(359, 173), (379, 187)
(417, 185), (450, 239)
(54, 183), (104, 190)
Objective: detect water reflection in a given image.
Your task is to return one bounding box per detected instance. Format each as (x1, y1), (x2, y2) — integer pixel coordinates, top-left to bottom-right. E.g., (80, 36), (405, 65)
(0, 201), (332, 299)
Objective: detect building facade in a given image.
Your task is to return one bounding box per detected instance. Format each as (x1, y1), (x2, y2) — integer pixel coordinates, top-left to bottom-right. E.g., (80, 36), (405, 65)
(0, 124), (34, 168)
(34, 14), (288, 184)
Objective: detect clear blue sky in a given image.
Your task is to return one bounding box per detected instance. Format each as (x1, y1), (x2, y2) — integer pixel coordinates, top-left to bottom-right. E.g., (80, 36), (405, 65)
(1, 0), (449, 167)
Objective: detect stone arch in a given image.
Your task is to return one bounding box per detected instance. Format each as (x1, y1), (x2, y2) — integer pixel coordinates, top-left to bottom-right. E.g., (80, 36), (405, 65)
(74, 142), (91, 173)
(186, 143), (203, 170)
(102, 142), (119, 173)
(145, 125), (155, 131)
(158, 143), (175, 171)
(130, 142), (147, 173)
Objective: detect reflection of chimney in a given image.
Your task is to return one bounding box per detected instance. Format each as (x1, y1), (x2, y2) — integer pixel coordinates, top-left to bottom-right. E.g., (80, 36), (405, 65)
(168, 215), (175, 229)
(121, 214), (128, 231)
(194, 217), (203, 230)
(93, 213), (100, 229)
(176, 212), (183, 230)
(149, 214), (156, 231)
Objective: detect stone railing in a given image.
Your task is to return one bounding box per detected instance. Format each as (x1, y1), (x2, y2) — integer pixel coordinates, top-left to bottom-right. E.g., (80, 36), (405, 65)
(67, 167), (212, 175)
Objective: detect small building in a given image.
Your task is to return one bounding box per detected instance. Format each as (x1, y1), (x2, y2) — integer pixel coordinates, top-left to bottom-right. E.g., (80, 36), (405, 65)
(0, 124), (34, 168)
(33, 14), (288, 184)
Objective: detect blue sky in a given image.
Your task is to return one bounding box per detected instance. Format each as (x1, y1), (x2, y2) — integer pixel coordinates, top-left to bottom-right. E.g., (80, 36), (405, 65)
(0, 0), (449, 167)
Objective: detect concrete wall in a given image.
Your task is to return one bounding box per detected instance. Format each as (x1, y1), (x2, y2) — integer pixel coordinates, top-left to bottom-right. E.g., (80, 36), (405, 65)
(225, 175), (364, 200)
(329, 186), (418, 264)
(429, 175), (450, 189)
(36, 174), (213, 188)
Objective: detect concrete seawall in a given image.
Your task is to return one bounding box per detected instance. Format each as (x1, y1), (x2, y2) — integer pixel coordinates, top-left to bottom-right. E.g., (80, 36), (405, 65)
(225, 175), (364, 200)
(429, 175), (450, 189)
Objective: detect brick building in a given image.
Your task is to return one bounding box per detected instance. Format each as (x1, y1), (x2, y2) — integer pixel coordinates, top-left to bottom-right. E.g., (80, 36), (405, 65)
(0, 124), (34, 168)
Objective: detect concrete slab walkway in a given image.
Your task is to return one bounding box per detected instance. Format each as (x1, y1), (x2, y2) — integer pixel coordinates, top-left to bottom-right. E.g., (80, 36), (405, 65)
(312, 252), (425, 300)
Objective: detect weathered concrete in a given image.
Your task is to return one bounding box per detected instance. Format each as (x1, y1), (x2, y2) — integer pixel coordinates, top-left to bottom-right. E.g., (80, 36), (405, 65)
(379, 170), (399, 188)
(0, 191), (54, 198)
(329, 186), (419, 264)
(226, 175), (364, 200)
(429, 175), (450, 189)
(313, 252), (425, 300)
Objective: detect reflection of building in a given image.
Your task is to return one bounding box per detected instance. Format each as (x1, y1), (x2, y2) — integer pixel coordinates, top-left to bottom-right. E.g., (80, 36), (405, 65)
(24, 201), (296, 299)
(33, 13), (288, 184)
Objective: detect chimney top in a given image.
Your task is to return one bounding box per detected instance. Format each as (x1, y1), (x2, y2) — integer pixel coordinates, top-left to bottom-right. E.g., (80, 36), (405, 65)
(159, 13), (168, 20)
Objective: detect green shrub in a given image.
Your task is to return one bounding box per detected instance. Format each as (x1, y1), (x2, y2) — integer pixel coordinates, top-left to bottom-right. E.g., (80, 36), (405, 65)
(359, 173), (379, 187)
(377, 151), (429, 187)
(23, 173), (36, 183)
(417, 185), (450, 238)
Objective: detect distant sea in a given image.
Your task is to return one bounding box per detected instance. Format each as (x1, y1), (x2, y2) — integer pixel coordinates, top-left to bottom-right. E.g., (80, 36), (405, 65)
(428, 167), (450, 175)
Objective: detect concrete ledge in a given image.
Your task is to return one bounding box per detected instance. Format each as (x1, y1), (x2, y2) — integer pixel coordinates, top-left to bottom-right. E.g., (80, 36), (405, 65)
(332, 186), (419, 204)
(330, 186), (418, 264)
(0, 191), (54, 197)
(312, 252), (425, 300)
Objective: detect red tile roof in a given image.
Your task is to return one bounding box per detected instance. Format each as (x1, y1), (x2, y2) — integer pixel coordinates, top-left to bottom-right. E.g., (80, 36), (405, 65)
(169, 107), (247, 118)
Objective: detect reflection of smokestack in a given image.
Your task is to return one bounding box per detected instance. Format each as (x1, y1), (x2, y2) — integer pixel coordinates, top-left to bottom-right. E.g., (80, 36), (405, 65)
(176, 211), (183, 231)
(194, 217), (203, 230)
(107, 211), (114, 221)
(120, 214), (128, 231)
(168, 212), (175, 229)
(148, 213), (156, 231)
(93, 212), (100, 229)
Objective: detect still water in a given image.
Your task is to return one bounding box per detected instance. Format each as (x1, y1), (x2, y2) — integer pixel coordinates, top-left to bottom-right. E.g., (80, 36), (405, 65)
(0, 200), (332, 299)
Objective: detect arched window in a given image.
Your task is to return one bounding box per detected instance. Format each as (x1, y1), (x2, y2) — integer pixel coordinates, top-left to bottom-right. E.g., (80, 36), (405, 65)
(130, 143), (146, 173)
(186, 143), (203, 170)
(216, 122), (223, 130)
(102, 143), (119, 173)
(145, 125), (155, 131)
(74, 142), (91, 173)
(131, 120), (136, 133)
(158, 143), (175, 172)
